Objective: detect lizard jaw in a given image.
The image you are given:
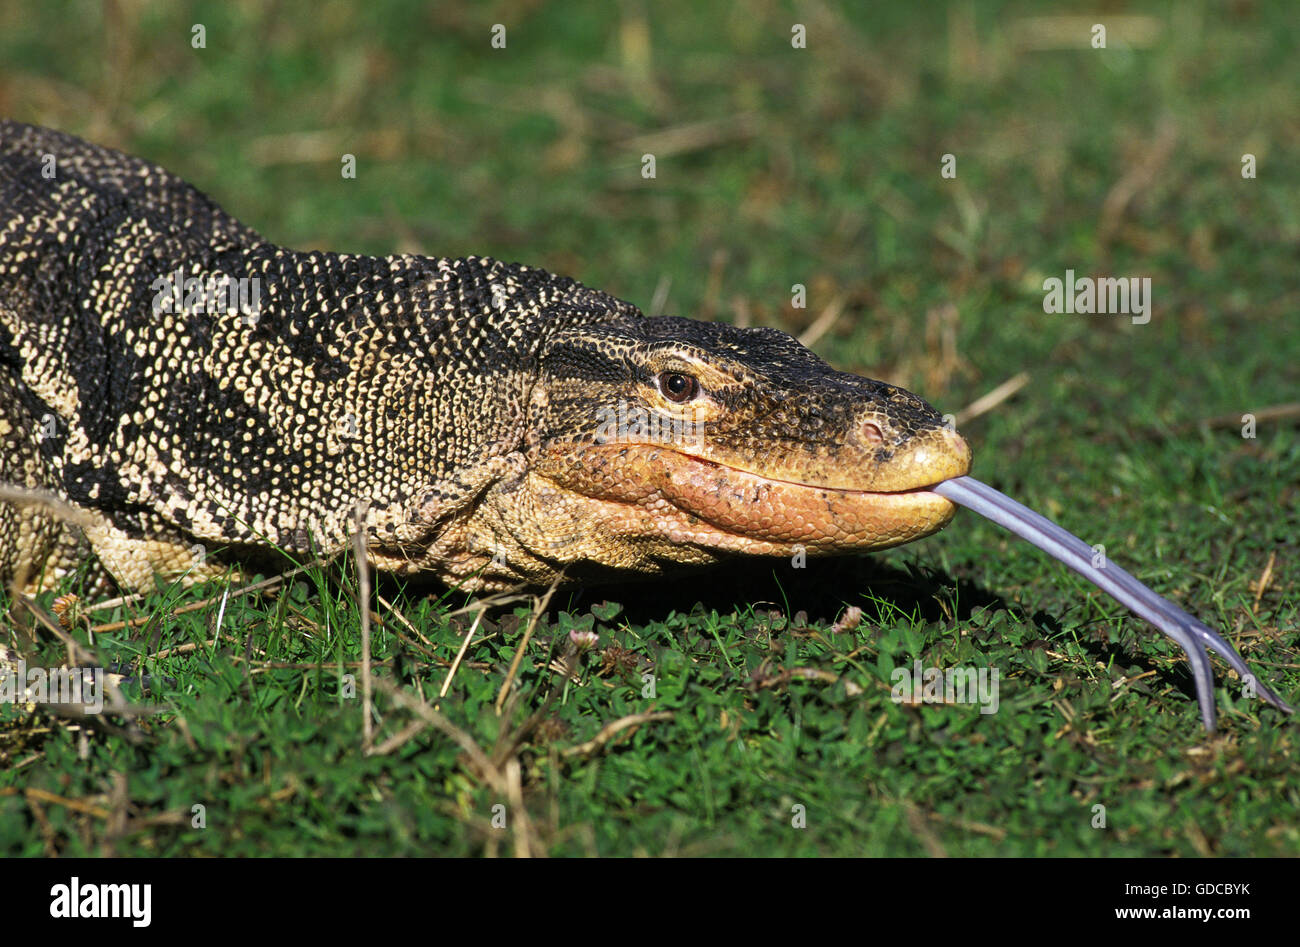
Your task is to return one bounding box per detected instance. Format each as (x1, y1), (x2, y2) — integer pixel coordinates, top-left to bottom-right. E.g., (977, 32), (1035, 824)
(533, 441), (963, 553)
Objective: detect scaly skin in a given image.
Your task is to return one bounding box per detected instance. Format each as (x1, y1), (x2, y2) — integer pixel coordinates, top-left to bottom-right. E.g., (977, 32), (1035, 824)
(0, 121), (969, 594)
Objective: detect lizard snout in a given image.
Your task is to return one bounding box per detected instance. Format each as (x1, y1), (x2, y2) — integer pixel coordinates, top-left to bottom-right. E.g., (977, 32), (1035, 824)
(863, 419), (972, 492)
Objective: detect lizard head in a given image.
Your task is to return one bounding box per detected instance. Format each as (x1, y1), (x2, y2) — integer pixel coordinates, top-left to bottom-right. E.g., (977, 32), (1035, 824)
(480, 311), (972, 586)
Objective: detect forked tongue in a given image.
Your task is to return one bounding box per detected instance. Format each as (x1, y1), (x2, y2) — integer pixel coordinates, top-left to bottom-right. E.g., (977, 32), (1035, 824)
(932, 475), (1293, 733)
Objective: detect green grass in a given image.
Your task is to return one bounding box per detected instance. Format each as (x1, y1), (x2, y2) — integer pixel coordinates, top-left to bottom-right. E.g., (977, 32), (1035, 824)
(1, 0), (1297, 856)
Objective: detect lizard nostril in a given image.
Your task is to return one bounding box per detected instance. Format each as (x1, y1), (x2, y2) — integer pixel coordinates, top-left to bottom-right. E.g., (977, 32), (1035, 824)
(860, 421), (884, 446)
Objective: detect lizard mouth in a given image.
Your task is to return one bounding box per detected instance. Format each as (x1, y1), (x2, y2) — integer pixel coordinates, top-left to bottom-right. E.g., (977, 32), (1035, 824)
(538, 441), (962, 552)
(680, 455), (948, 496)
(650, 448), (959, 549)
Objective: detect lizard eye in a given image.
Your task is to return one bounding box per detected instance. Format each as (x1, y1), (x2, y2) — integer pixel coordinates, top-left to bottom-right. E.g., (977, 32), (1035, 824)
(657, 371), (699, 403)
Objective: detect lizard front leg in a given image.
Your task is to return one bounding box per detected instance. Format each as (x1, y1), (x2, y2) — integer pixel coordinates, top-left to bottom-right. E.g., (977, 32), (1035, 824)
(0, 371), (87, 596)
(81, 512), (236, 592)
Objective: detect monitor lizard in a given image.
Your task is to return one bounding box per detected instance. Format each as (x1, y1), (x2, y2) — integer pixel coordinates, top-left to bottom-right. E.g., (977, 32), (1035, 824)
(0, 120), (968, 596)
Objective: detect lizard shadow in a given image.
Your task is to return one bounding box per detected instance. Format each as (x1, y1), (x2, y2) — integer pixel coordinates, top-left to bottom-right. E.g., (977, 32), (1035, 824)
(560, 555), (1000, 629)
(554, 556), (1201, 704)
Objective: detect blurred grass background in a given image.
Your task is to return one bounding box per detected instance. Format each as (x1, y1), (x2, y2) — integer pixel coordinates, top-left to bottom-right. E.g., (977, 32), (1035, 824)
(1, 0), (1297, 856)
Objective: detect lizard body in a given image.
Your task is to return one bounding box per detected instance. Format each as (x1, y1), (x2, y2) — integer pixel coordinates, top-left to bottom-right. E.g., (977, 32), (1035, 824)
(0, 121), (968, 594)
